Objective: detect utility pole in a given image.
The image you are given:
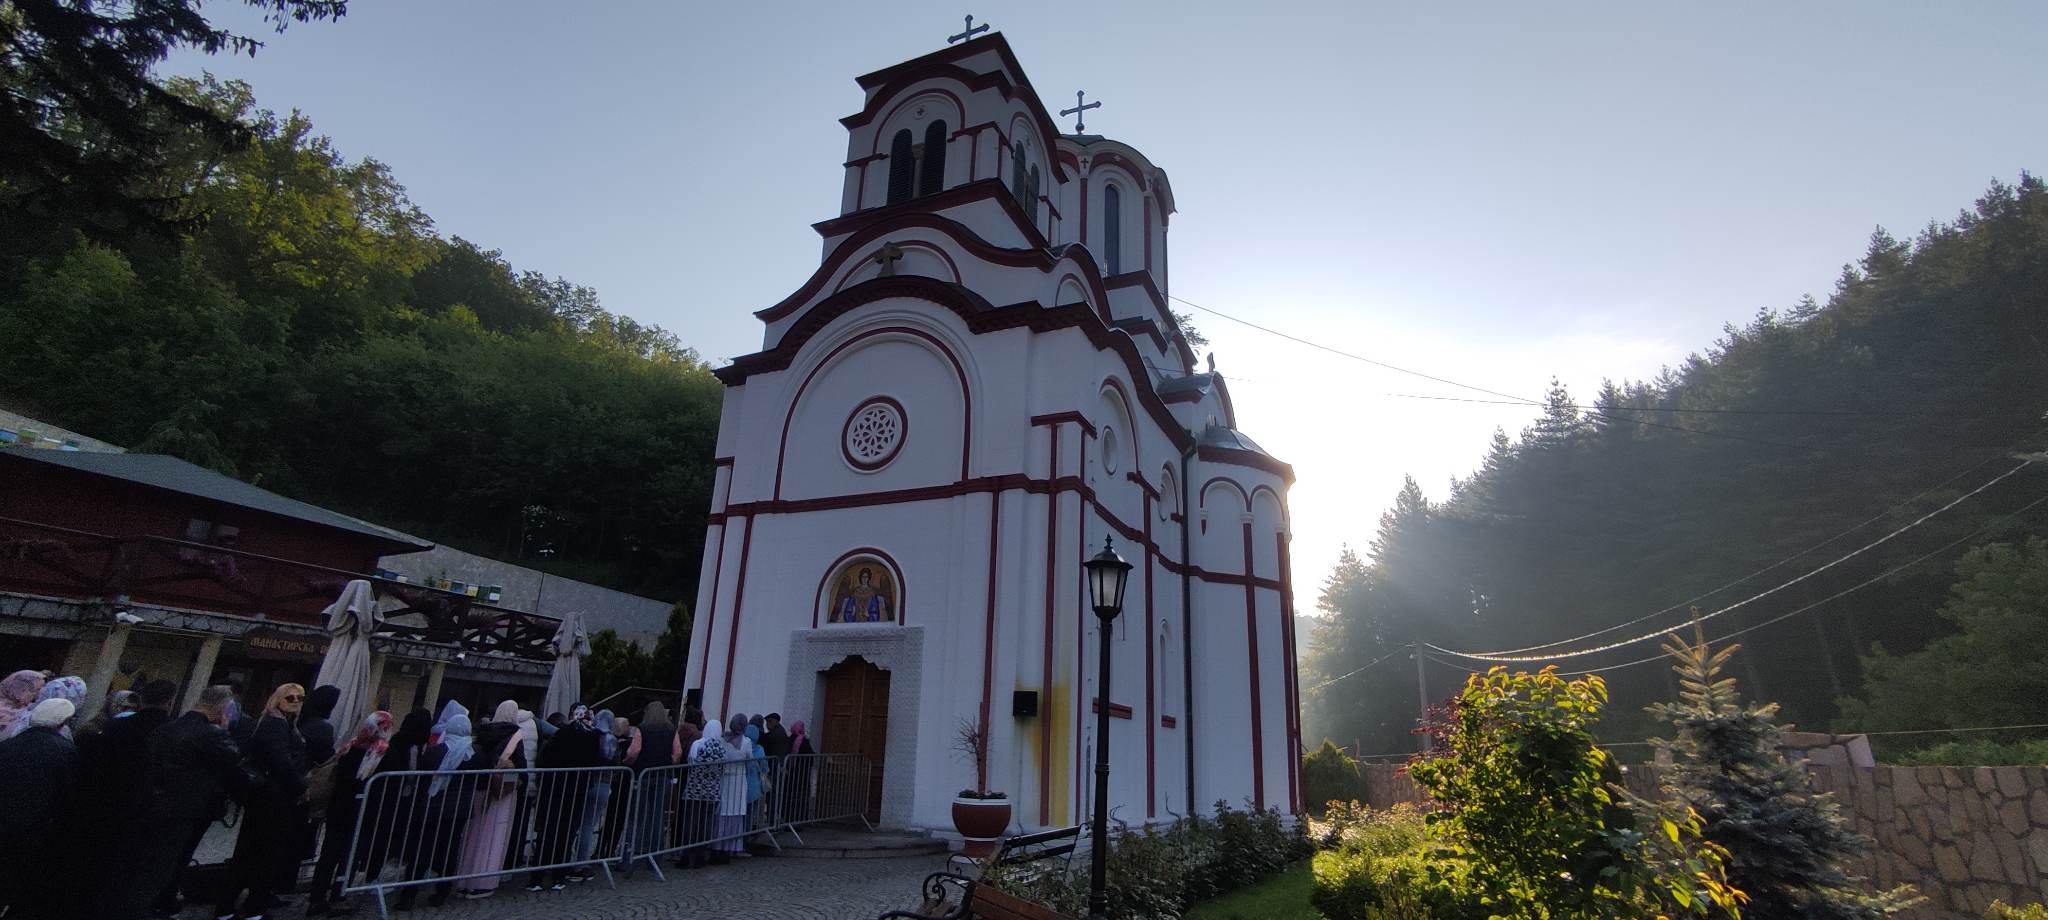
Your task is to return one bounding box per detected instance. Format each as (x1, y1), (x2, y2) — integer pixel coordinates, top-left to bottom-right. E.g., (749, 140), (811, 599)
(1412, 641), (1430, 752)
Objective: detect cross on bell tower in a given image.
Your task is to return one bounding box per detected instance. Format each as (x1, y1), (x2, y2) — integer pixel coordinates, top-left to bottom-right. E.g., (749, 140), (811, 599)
(948, 14), (989, 44)
(1060, 90), (1101, 133)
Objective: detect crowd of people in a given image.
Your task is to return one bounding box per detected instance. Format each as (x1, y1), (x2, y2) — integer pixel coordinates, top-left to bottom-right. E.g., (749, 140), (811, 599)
(0, 667), (819, 920)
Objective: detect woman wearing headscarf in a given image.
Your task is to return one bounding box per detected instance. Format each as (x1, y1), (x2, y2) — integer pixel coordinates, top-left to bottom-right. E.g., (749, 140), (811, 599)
(742, 714), (767, 836)
(357, 709), (433, 885)
(397, 710), (479, 910)
(10, 674), (86, 740)
(529, 703), (602, 889)
(286, 683), (344, 890)
(0, 670), (43, 743)
(307, 710), (395, 916)
(216, 682), (308, 920)
(679, 718), (732, 868)
(627, 701), (679, 862)
(604, 713), (636, 854)
(444, 700), (524, 893)
(716, 714), (753, 859)
(572, 707), (619, 875)
(77, 688), (135, 738)
(428, 698), (467, 746)
(0, 698), (79, 916)
(783, 718), (816, 824)
(501, 708), (541, 874)
(452, 701), (526, 899)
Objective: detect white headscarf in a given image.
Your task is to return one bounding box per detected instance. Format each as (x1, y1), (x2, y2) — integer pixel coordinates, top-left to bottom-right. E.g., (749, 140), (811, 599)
(690, 719), (731, 761)
(515, 709), (538, 765)
(29, 697), (75, 729)
(429, 713), (474, 797)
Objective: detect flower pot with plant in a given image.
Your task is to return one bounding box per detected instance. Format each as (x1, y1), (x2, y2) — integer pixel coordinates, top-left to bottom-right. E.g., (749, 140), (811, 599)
(950, 714), (1010, 857)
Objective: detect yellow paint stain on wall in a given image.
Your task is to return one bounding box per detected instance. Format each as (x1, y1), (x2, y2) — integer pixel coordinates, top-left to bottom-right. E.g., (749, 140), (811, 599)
(1047, 682), (1071, 826)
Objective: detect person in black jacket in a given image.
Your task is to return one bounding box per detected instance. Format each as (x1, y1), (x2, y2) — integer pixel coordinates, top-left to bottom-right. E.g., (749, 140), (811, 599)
(306, 710), (395, 916)
(0, 698), (81, 917)
(395, 711), (482, 910)
(58, 679), (177, 916)
(216, 682), (309, 920)
(291, 684), (343, 885)
(354, 709), (431, 888)
(527, 704), (603, 890)
(93, 685), (252, 920)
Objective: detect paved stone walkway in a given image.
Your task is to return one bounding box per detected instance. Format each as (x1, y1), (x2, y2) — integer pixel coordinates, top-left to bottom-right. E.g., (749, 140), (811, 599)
(178, 852), (949, 920)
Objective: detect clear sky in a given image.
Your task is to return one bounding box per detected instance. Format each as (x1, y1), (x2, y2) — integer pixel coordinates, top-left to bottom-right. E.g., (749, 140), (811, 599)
(167, 1), (2048, 594)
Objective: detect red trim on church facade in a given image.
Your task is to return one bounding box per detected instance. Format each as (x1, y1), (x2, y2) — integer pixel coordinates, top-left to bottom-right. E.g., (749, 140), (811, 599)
(770, 324), (972, 499)
(978, 491), (1002, 793)
(717, 515), (757, 716)
(1241, 520), (1265, 809)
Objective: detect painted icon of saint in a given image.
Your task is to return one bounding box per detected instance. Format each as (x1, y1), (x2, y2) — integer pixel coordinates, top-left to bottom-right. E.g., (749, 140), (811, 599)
(830, 564), (893, 623)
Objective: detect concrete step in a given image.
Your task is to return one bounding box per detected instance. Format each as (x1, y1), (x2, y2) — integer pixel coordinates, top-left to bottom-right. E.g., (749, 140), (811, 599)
(773, 826), (950, 859)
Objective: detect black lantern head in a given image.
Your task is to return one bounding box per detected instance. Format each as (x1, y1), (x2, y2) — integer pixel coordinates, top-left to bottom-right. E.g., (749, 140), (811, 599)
(1084, 535), (1133, 620)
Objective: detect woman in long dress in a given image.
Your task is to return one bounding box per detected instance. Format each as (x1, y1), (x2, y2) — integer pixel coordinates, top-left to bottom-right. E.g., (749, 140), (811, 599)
(715, 714), (752, 859)
(452, 700), (525, 898)
(680, 719), (731, 868)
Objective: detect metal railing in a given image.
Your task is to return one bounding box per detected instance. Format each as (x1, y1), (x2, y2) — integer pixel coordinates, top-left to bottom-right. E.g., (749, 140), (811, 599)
(620, 752), (876, 878)
(340, 765), (632, 918)
(326, 754), (877, 917)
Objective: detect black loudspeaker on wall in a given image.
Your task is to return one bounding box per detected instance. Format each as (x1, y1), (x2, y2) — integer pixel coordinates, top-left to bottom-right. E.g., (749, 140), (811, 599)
(1012, 690), (1039, 718)
(685, 688), (703, 709)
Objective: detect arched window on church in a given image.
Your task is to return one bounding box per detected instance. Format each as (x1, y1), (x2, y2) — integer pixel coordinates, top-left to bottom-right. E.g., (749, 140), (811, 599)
(1159, 619), (1174, 719)
(1011, 142), (1028, 207)
(919, 120), (948, 197)
(1104, 184), (1123, 274)
(887, 129), (916, 205)
(1027, 165), (1041, 228)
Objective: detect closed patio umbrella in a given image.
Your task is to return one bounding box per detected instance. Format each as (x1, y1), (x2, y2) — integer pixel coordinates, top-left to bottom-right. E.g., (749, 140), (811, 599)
(543, 611), (590, 718)
(314, 578), (379, 741)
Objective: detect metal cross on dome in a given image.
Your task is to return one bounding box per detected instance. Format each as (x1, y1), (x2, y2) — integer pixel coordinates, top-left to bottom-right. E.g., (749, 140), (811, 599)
(1060, 90), (1101, 133)
(948, 14), (989, 44)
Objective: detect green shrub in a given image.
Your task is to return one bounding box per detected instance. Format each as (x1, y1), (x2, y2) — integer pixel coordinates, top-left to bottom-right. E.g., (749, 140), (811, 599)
(1301, 738), (1364, 816)
(988, 801), (1310, 920)
(1310, 805), (1438, 920)
(1987, 902), (2048, 920)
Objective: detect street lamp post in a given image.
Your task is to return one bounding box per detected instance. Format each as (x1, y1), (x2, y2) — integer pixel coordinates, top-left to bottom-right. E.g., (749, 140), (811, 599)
(1083, 535), (1133, 920)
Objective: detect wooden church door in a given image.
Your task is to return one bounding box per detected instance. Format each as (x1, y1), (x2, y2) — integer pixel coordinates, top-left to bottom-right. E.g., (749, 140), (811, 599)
(822, 656), (890, 822)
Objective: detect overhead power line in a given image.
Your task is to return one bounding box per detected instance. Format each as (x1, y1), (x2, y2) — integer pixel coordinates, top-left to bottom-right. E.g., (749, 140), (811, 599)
(1384, 392), (1996, 418)
(1471, 443), (2036, 656)
(1170, 294), (1807, 451)
(1427, 459), (2038, 663)
(1552, 491), (2048, 678)
(1303, 646), (1411, 693)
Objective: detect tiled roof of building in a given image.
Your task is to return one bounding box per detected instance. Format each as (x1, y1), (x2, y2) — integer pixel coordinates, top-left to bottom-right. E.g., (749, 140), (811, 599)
(2, 449), (431, 551)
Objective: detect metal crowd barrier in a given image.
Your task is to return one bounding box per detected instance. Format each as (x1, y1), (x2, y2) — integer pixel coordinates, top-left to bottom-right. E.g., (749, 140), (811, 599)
(766, 751), (876, 843)
(339, 765), (632, 919)
(619, 752), (875, 878)
(328, 753), (876, 916)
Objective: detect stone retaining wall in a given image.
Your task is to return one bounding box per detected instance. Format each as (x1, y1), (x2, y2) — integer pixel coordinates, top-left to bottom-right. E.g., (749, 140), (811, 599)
(1354, 762), (2048, 918)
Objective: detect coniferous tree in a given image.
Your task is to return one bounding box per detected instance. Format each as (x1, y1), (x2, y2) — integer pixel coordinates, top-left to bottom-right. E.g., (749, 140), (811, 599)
(1649, 629), (1917, 919)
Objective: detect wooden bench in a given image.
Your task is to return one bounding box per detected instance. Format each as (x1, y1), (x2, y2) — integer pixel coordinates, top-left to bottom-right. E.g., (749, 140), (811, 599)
(875, 825), (1082, 920)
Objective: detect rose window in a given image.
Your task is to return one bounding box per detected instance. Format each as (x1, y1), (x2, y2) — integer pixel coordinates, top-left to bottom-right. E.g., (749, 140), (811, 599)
(842, 398), (907, 470)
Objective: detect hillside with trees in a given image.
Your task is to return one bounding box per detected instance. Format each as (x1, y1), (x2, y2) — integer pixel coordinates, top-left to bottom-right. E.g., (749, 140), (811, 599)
(2, 4), (722, 601)
(1303, 176), (2048, 757)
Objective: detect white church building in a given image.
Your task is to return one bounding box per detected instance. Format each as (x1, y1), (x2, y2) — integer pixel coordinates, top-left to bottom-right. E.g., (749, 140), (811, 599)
(686, 33), (1301, 835)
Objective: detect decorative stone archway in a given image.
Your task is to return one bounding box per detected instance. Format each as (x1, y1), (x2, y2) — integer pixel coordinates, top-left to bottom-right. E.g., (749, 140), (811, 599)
(785, 626), (924, 828)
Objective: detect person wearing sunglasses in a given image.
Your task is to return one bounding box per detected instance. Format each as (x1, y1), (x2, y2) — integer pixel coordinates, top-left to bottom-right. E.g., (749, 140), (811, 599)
(215, 682), (309, 920)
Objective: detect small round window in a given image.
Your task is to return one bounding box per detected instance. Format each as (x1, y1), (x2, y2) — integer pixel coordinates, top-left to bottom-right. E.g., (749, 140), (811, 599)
(1100, 427), (1119, 474)
(842, 397), (907, 471)
(1158, 469), (1176, 521)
